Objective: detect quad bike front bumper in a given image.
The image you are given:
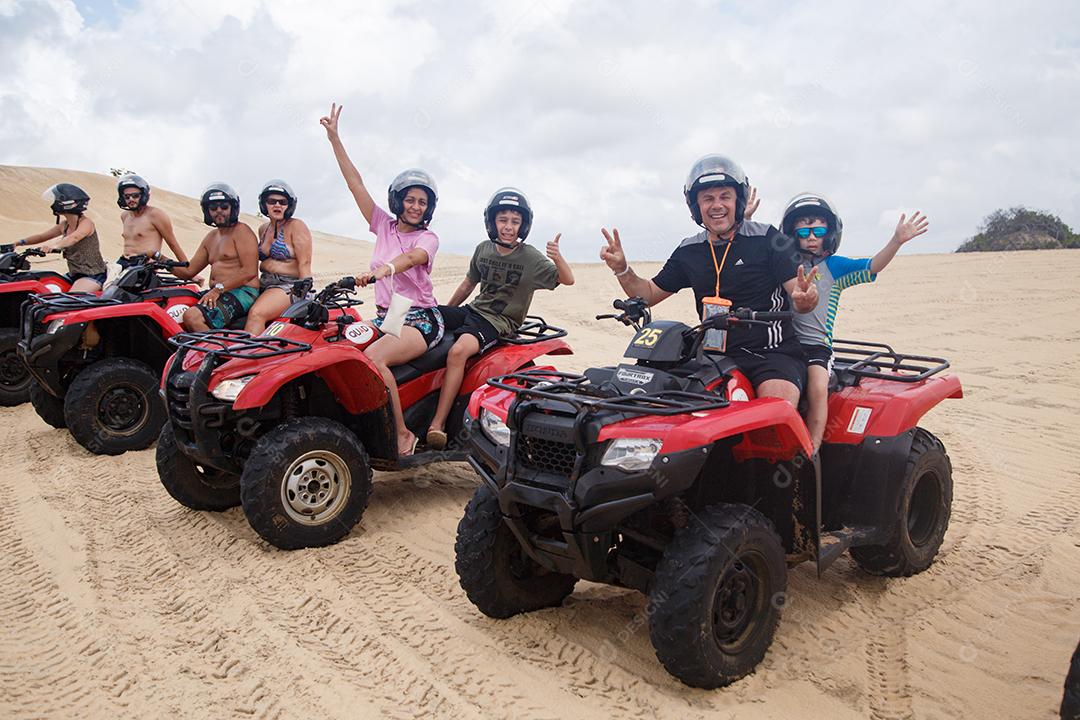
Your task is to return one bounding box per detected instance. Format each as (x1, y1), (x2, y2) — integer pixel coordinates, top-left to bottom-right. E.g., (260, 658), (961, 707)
(17, 320), (87, 397)
(469, 412), (711, 585)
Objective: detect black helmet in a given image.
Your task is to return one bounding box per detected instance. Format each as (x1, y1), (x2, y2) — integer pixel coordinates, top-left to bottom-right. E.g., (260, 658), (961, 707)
(42, 183), (90, 216)
(258, 179), (298, 220)
(782, 192), (844, 255)
(200, 182), (240, 227)
(683, 154), (750, 226)
(484, 187), (533, 241)
(387, 168), (437, 228)
(116, 174), (150, 210)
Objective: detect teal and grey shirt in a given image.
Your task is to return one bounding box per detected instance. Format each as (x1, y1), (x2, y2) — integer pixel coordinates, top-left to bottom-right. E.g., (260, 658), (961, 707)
(792, 255), (876, 348)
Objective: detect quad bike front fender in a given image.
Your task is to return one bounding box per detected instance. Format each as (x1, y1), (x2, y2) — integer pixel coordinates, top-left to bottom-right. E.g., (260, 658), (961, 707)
(231, 346), (387, 415)
(598, 397), (814, 463)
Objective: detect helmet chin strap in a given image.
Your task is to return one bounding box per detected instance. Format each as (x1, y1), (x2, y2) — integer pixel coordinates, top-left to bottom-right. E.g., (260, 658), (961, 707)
(490, 237), (517, 249)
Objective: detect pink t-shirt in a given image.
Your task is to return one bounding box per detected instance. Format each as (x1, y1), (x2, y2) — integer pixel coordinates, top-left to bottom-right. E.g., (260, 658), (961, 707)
(368, 205), (439, 309)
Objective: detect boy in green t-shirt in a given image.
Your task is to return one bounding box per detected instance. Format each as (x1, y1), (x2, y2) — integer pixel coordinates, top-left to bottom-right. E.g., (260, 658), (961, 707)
(425, 187), (574, 450)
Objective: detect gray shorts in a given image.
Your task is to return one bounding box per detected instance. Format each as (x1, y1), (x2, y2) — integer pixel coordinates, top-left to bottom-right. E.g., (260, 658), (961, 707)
(260, 271), (304, 296)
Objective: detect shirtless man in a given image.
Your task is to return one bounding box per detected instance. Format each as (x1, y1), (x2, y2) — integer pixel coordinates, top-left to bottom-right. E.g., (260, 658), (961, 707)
(116, 174), (189, 266)
(170, 183), (259, 332)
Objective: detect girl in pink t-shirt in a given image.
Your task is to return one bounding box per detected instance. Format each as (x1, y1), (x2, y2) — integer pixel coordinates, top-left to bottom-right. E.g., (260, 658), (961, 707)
(321, 103), (443, 456)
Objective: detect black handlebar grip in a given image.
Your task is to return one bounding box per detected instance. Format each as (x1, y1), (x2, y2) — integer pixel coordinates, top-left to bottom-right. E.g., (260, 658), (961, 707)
(750, 311), (793, 322)
(172, 261), (190, 268)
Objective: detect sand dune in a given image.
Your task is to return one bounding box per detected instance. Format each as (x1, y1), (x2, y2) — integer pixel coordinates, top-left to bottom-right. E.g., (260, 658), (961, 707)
(1, 166), (1077, 719)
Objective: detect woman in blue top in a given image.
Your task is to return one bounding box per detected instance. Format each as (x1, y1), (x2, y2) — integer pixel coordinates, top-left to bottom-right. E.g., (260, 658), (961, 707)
(245, 180), (313, 334)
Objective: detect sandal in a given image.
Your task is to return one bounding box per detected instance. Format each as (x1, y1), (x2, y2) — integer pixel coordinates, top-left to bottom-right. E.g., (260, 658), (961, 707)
(426, 429), (448, 450)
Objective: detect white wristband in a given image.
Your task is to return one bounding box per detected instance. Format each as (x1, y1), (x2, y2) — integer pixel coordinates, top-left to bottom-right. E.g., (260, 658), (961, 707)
(614, 265), (632, 278)
(384, 262), (396, 277)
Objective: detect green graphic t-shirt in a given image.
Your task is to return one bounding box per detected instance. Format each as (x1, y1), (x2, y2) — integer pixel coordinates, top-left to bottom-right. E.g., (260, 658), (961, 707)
(467, 241), (559, 336)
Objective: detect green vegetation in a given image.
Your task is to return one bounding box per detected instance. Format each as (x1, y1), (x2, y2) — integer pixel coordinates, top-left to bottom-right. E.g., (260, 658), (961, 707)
(957, 207), (1080, 252)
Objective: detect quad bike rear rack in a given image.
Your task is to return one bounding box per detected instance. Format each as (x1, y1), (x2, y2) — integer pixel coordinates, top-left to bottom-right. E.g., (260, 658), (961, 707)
(488, 368), (728, 416)
(169, 330), (312, 360)
(29, 292), (124, 311)
(499, 315), (568, 345)
(831, 339), (950, 383)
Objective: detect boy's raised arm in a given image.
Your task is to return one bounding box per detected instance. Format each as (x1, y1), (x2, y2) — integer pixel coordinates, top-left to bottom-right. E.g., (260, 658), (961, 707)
(871, 211), (929, 273)
(546, 233), (574, 285)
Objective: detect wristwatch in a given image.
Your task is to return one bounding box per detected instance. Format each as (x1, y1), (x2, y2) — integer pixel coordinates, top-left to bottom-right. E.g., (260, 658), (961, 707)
(213, 283), (225, 291)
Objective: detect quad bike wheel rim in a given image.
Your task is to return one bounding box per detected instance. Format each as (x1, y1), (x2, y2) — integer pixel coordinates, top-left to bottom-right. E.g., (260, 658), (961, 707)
(98, 383), (151, 435)
(907, 470), (943, 548)
(0, 348), (29, 389)
(280, 450), (351, 526)
(711, 549), (770, 653)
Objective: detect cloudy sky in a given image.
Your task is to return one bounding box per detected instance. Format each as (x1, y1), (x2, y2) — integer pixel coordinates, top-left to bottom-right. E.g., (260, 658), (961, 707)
(1, 0), (1077, 260)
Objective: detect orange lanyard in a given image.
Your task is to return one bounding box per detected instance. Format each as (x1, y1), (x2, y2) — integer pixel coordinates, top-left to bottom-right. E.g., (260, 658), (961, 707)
(707, 238), (732, 296)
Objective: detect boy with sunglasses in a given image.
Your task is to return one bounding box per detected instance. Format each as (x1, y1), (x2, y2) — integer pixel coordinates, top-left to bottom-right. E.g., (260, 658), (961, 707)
(780, 193), (928, 452)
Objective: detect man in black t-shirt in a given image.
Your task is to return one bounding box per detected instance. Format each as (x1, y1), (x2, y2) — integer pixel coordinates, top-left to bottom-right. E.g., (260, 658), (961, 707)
(599, 154), (818, 407)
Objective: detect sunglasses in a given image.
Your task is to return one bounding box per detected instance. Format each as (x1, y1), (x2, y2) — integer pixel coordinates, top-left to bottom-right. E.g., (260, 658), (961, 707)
(208, 201), (232, 211)
(794, 227), (829, 239)
(264, 198), (289, 207)
(122, 191), (142, 200)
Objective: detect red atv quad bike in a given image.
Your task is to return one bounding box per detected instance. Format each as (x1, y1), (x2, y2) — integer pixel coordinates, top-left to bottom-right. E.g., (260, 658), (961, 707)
(18, 255), (200, 453)
(0, 247), (72, 405)
(157, 276), (572, 550)
(455, 297), (962, 689)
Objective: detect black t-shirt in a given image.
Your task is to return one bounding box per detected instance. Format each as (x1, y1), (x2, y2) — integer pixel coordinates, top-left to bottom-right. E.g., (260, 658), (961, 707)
(652, 220), (802, 351)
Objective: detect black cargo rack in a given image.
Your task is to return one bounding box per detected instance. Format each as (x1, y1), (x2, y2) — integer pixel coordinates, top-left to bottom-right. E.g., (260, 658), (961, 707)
(30, 292), (123, 310)
(169, 330), (311, 359)
(499, 315), (568, 345)
(832, 339), (950, 383)
(488, 368), (727, 416)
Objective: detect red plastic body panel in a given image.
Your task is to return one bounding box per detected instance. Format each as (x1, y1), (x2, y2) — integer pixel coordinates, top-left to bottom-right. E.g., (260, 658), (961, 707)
(823, 374), (963, 445)
(597, 397), (813, 462)
(472, 369), (811, 463)
(231, 345), (386, 414)
(218, 316), (570, 415)
(2, 277), (72, 295)
(399, 338), (572, 407)
(41, 296), (198, 336)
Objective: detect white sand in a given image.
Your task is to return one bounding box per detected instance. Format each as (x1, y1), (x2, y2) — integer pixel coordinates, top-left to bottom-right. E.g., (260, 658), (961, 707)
(1, 166), (1077, 719)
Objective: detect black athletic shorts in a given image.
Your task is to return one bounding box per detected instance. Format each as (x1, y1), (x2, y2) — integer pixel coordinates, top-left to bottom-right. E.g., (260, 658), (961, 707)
(801, 343), (834, 373)
(438, 304), (499, 352)
(728, 341), (807, 393)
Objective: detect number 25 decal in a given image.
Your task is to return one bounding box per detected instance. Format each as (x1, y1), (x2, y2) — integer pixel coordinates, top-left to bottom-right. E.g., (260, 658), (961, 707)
(633, 328), (663, 347)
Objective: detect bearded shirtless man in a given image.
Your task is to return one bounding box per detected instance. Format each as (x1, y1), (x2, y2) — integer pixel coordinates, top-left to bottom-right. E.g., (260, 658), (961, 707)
(170, 183), (259, 332)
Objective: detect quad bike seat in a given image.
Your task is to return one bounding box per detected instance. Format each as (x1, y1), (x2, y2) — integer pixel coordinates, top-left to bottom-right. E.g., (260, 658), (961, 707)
(391, 333), (456, 385)
(145, 286), (201, 302)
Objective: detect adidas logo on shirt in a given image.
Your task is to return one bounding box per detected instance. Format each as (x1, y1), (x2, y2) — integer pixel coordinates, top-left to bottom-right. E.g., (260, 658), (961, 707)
(735, 258), (745, 265)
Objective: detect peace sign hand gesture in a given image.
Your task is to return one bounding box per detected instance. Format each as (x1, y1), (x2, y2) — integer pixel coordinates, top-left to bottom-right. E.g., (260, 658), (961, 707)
(790, 264), (818, 309)
(744, 185), (760, 221)
(320, 102), (343, 141)
(600, 228), (628, 274)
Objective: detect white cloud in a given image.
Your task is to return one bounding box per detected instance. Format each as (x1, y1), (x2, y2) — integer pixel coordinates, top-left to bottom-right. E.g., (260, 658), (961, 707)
(0, 0), (1077, 261)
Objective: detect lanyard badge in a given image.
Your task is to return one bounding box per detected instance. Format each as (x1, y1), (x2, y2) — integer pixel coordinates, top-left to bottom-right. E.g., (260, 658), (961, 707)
(702, 239), (733, 353)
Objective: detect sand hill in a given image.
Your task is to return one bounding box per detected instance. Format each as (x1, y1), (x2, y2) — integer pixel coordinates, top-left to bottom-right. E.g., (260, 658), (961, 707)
(1, 166), (1077, 719)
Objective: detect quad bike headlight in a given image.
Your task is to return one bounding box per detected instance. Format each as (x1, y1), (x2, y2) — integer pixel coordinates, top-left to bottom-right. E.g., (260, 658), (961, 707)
(480, 408), (510, 446)
(45, 319), (64, 334)
(601, 438), (663, 472)
(211, 374), (255, 402)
